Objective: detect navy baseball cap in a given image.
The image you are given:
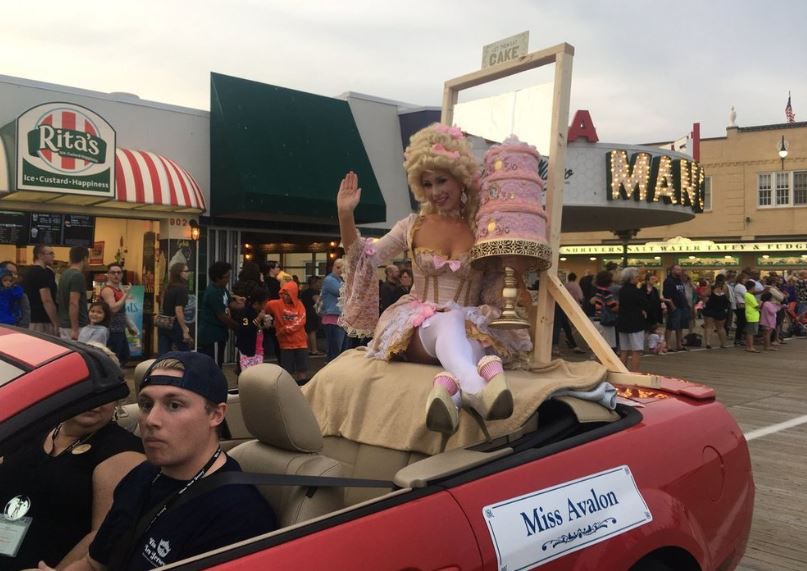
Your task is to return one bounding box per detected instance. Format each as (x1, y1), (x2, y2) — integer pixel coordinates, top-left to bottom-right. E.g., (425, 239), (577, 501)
(140, 351), (228, 404)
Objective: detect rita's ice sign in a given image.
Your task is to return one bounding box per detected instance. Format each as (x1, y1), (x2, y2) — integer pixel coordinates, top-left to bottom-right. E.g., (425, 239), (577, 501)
(15, 102), (116, 197)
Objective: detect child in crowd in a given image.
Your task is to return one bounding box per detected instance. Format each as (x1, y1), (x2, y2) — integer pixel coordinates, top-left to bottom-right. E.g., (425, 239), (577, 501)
(758, 291), (780, 352)
(265, 281), (309, 383)
(744, 280), (761, 353)
(236, 287), (270, 373)
(646, 324), (668, 354)
(79, 300), (111, 345)
(0, 269), (23, 325)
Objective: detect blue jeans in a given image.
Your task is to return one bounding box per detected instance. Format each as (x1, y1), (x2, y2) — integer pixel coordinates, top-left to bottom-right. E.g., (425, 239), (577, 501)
(324, 323), (349, 362)
(157, 321), (190, 356)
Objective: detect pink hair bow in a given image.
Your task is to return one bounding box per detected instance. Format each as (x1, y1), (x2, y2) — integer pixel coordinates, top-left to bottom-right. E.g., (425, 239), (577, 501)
(432, 254), (462, 272)
(434, 124), (464, 139)
(432, 144), (461, 159)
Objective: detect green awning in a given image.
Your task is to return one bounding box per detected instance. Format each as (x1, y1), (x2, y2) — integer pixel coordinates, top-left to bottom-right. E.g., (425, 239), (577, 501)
(210, 73), (385, 224)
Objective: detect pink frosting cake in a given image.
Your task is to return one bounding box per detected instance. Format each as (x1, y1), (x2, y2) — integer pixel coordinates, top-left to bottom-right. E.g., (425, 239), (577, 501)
(476, 137), (548, 244)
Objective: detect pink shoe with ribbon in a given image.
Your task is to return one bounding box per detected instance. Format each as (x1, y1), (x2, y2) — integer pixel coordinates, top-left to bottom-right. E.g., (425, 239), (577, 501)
(462, 355), (513, 421)
(426, 372), (460, 434)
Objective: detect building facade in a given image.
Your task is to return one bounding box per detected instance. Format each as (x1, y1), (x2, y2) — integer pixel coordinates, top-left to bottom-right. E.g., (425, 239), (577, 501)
(559, 120), (807, 278)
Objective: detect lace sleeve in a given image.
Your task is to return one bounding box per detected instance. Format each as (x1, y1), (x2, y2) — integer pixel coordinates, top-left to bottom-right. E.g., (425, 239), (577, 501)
(338, 215), (413, 337)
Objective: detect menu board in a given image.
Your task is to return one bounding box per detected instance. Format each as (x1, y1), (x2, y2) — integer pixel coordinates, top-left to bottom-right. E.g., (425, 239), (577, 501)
(62, 215), (95, 247)
(29, 213), (63, 245)
(27, 213), (95, 247)
(0, 210), (30, 245)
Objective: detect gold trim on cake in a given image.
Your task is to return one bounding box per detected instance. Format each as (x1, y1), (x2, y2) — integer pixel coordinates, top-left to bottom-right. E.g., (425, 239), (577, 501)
(470, 240), (553, 270)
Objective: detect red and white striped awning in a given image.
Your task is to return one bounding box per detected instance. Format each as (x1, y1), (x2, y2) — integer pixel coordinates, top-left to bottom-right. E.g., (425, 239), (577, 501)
(0, 143), (206, 213)
(115, 148), (206, 212)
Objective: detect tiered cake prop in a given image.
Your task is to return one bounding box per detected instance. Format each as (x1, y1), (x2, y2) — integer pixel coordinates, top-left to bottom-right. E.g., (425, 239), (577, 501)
(470, 136), (552, 328)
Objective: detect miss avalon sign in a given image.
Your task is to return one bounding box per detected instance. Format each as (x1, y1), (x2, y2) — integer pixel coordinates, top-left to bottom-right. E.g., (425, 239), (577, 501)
(483, 465), (652, 569)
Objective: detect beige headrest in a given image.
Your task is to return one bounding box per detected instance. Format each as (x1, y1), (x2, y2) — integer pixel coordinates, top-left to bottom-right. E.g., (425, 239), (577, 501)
(134, 359), (156, 390)
(238, 364), (323, 453)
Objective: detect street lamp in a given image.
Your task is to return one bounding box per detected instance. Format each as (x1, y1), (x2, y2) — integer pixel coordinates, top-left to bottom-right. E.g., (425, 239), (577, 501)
(778, 135), (789, 171)
(188, 219), (200, 241)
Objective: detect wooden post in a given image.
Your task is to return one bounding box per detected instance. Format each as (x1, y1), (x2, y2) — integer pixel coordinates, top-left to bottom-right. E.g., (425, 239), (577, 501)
(442, 43), (628, 373)
(533, 48), (573, 364)
(546, 274), (627, 372)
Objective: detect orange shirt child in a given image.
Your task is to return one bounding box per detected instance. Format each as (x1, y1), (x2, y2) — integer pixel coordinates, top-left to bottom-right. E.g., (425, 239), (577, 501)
(264, 281), (307, 350)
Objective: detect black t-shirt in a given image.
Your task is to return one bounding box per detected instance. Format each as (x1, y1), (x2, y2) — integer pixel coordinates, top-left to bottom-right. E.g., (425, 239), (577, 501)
(161, 284), (189, 316)
(22, 265), (57, 323)
(235, 305), (260, 356)
(90, 456), (277, 570)
(379, 281), (405, 313)
(616, 283), (649, 333)
(0, 423), (143, 569)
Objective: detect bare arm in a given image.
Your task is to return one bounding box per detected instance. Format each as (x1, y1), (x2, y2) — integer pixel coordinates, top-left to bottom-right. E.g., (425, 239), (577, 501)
(100, 287), (126, 313)
(39, 288), (59, 328)
(174, 304), (191, 340)
(337, 171), (361, 252)
(69, 291), (82, 339)
(57, 450), (143, 569)
(48, 553), (104, 571)
(216, 311), (239, 330)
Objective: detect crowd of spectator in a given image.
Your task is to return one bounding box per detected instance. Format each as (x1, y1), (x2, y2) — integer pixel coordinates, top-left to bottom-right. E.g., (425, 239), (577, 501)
(2, 245), (144, 367)
(563, 262), (807, 371)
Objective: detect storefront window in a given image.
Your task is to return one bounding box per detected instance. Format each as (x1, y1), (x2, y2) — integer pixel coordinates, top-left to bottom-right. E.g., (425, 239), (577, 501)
(757, 173), (772, 206)
(758, 171), (807, 208)
(794, 171), (807, 205)
(775, 172), (790, 206)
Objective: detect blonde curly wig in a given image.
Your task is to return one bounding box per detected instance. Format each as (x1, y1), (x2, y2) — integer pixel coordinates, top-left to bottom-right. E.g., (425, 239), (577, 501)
(403, 123), (480, 229)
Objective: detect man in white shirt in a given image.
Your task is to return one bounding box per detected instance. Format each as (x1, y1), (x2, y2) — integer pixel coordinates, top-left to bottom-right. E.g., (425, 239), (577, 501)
(733, 273), (747, 346)
(724, 270), (737, 336)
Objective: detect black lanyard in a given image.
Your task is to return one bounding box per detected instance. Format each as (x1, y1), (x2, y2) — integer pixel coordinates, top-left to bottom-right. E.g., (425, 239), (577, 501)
(143, 446), (222, 533)
(111, 447), (222, 570)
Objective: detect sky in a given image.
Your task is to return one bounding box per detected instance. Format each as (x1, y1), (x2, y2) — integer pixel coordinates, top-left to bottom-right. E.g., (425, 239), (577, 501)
(3, 0), (806, 144)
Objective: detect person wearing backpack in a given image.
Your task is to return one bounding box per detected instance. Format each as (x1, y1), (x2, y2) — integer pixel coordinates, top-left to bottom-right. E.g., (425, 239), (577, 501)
(590, 270), (619, 351)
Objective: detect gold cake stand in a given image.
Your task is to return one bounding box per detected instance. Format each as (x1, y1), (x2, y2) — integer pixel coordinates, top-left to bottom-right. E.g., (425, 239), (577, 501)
(470, 238), (552, 329)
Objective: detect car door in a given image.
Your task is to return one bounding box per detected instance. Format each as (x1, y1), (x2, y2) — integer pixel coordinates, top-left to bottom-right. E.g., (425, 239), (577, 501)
(180, 489), (482, 570)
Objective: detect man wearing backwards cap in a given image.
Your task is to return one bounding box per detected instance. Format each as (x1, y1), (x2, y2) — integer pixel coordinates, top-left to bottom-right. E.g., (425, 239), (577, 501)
(46, 352), (277, 571)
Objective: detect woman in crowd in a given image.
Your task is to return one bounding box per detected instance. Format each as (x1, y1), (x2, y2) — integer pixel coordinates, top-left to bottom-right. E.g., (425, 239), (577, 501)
(301, 275), (323, 355)
(591, 270), (619, 351)
(337, 123), (530, 434)
(702, 274), (731, 349)
(0, 346), (143, 569)
(615, 268), (647, 372)
(640, 272), (663, 329)
(157, 262), (193, 355)
(320, 258), (349, 362)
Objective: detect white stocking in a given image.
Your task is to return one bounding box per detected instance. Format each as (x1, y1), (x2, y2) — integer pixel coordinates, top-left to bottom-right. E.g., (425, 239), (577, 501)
(418, 310), (487, 405)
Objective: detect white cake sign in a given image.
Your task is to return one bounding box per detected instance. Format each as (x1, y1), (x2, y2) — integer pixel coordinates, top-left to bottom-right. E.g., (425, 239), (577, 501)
(483, 465), (652, 569)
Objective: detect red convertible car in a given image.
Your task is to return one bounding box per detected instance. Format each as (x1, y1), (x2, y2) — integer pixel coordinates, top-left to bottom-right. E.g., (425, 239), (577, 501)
(0, 327), (753, 570)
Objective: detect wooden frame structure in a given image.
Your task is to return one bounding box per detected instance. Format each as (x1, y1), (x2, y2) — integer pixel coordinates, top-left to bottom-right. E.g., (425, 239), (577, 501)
(443, 42), (640, 379)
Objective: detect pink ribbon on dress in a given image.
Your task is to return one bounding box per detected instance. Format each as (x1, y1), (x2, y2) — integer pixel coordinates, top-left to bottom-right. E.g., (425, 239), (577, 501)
(432, 254), (462, 272)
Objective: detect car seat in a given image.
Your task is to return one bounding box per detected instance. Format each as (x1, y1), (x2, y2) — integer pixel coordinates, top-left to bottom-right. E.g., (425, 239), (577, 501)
(228, 364), (346, 527)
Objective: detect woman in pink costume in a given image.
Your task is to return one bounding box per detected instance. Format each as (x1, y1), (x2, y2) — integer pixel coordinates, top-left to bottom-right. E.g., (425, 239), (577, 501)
(336, 123), (531, 434)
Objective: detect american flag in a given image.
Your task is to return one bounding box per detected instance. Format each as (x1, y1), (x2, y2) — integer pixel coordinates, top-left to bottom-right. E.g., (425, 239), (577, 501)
(786, 92), (795, 123)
